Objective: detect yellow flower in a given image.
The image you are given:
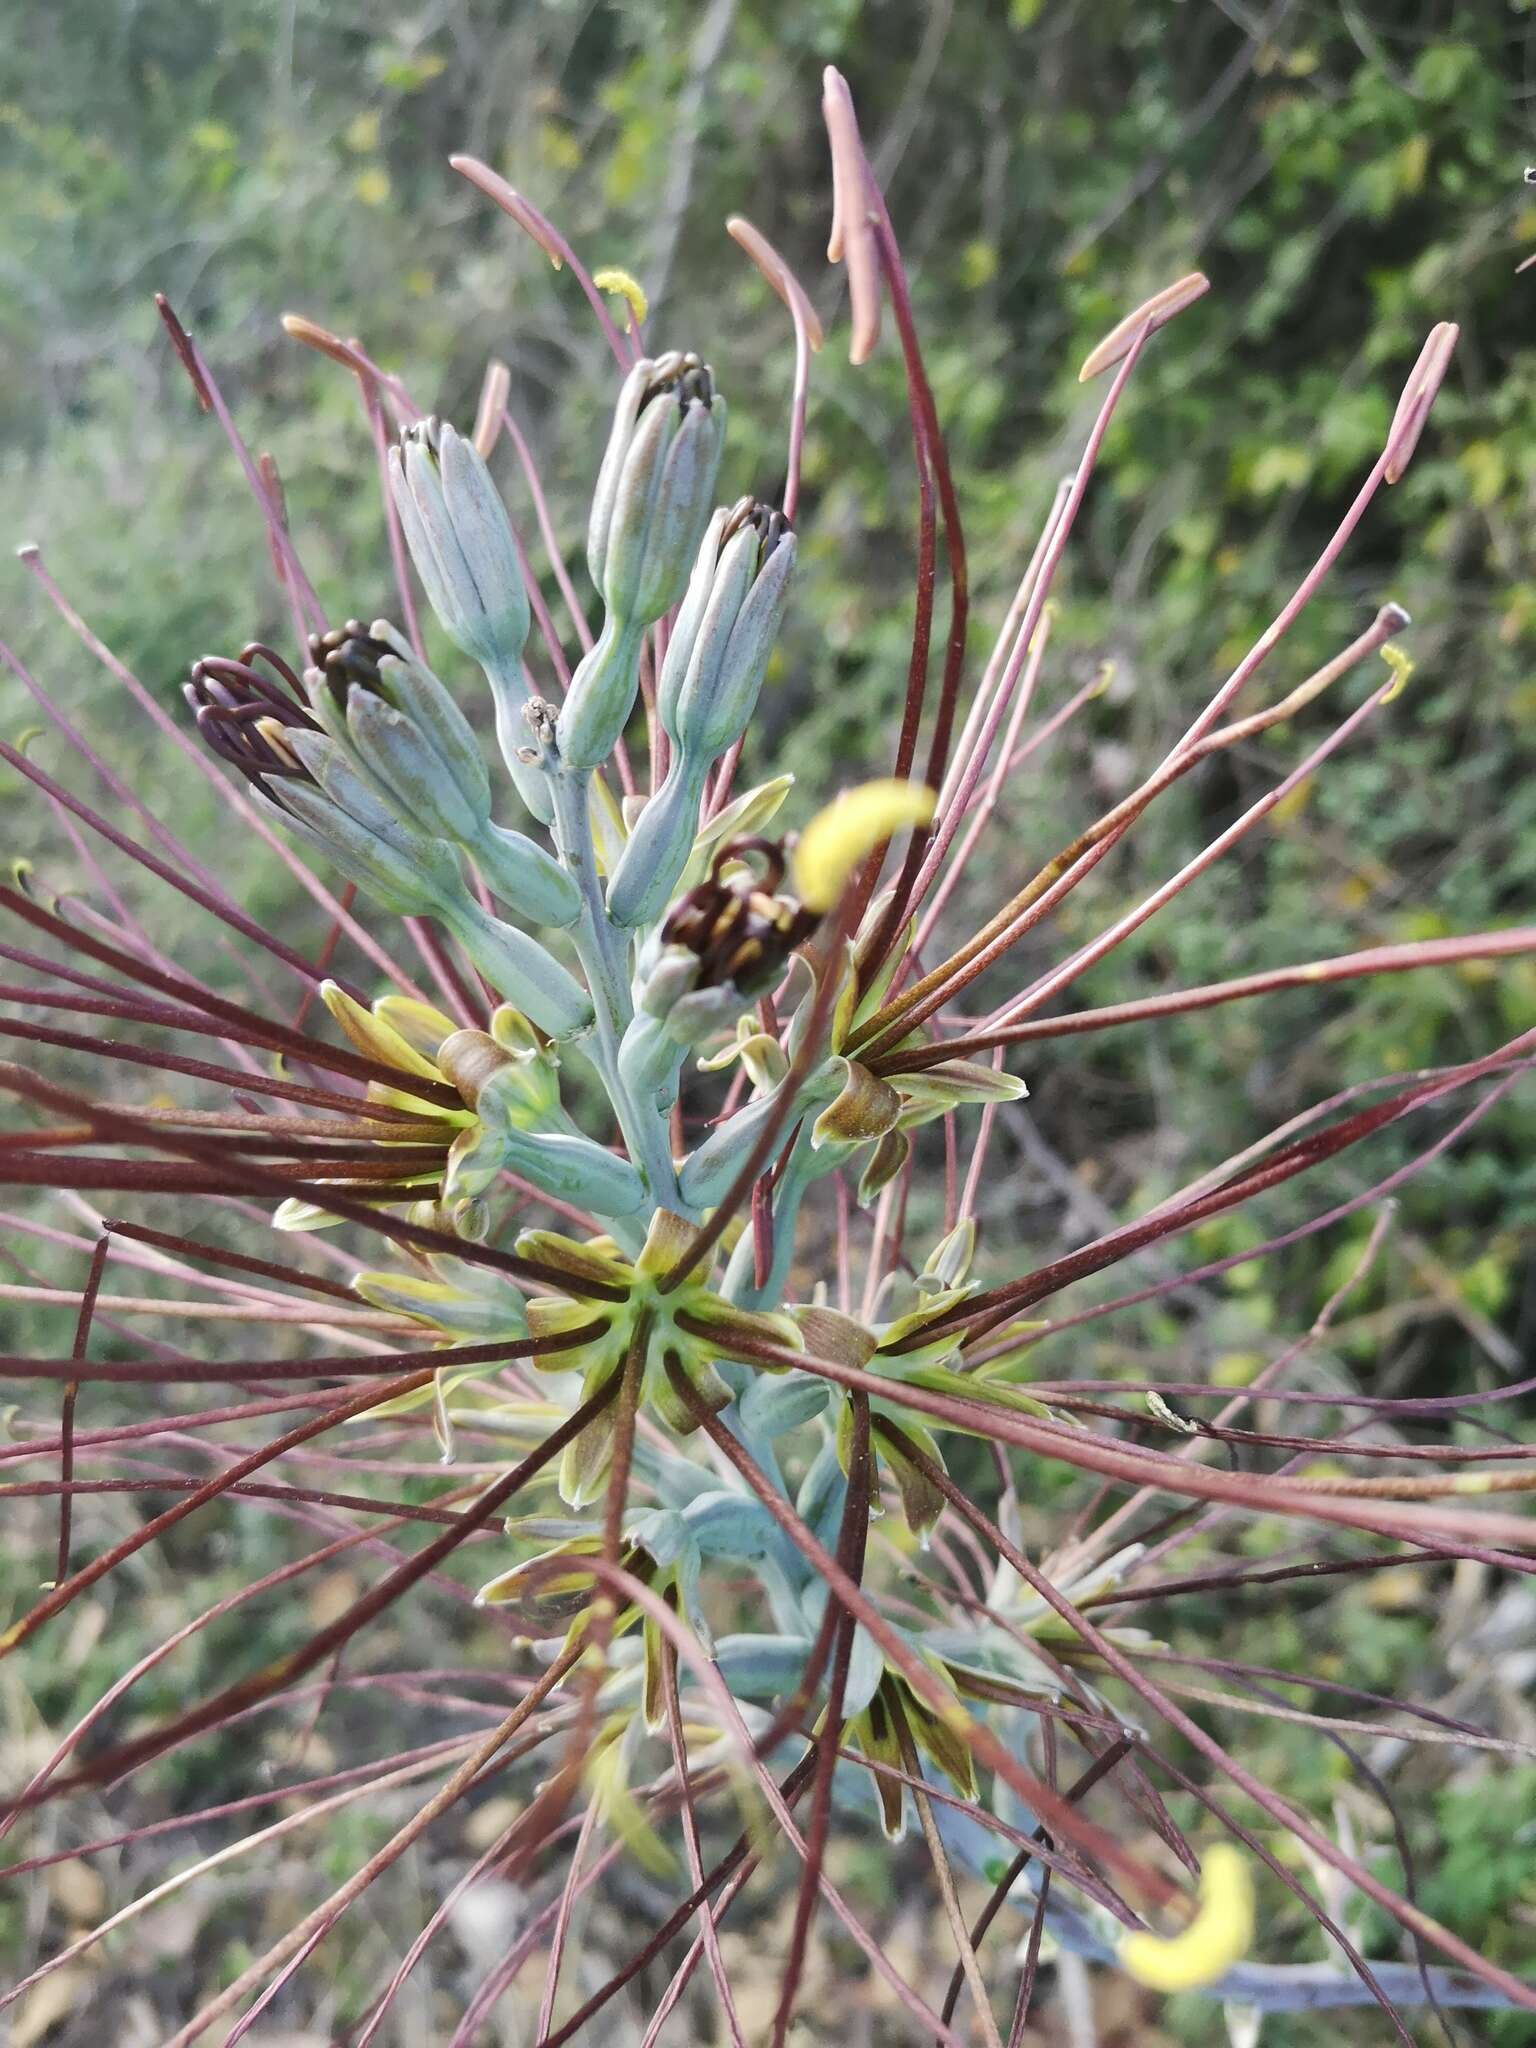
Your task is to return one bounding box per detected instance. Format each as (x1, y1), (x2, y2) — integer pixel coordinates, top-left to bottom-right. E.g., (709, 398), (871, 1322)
(792, 780), (935, 913)
(1119, 1845), (1255, 1992)
(592, 265), (649, 327)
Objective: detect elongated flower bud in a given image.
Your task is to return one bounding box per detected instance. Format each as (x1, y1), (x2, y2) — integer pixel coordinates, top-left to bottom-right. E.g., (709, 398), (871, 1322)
(586, 353), (724, 599)
(438, 896), (593, 1041)
(389, 419), (551, 820)
(389, 420), (528, 668)
(617, 1008), (689, 1107)
(608, 501), (795, 927)
(250, 778), (441, 918)
(472, 822), (582, 928)
(454, 1097), (648, 1216)
(604, 770), (706, 932)
(242, 722), (589, 1037)
(557, 353), (726, 771)
(680, 1076), (828, 1207)
(207, 678), (580, 1034)
(265, 729), (467, 917)
(317, 624), (488, 799)
(660, 501), (793, 749)
(303, 622), (577, 926)
(555, 615), (647, 775)
(304, 621), (486, 844)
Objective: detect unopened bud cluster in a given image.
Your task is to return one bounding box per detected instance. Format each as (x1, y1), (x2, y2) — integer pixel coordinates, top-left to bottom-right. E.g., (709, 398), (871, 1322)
(193, 335), (826, 1217)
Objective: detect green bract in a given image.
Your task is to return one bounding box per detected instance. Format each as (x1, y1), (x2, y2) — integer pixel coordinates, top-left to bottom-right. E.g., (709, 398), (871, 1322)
(516, 1210), (803, 1505)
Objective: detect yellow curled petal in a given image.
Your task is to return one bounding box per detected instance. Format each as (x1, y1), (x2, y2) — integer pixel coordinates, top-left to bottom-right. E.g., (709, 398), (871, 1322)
(1119, 1845), (1254, 1993)
(792, 780), (936, 913)
(592, 266), (649, 327)
(1379, 642), (1414, 702)
(321, 981), (446, 1081)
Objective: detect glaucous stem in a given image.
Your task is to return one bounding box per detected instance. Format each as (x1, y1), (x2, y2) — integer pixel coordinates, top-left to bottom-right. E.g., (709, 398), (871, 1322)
(482, 649), (556, 823)
(539, 723), (687, 1216)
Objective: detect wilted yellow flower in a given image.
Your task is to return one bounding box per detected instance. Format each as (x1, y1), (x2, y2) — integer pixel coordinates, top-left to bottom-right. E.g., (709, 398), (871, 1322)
(792, 780), (935, 912)
(1119, 1845), (1255, 1993)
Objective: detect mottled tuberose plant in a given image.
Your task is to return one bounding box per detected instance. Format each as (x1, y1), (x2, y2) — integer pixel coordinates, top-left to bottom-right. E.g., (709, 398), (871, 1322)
(3, 65), (1535, 2047)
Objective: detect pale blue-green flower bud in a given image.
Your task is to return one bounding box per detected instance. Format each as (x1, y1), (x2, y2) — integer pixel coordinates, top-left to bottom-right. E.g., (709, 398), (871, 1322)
(599, 395), (725, 624)
(606, 774), (696, 930)
(305, 620), (491, 821)
(437, 1029), (645, 1217)
(438, 896), (593, 1041)
(672, 984), (775, 1045)
(390, 420), (528, 669)
(557, 353), (726, 771)
(267, 731), (467, 915)
(274, 733), (588, 1037)
(367, 621), (490, 806)
(670, 515), (794, 753)
(657, 502), (793, 745)
(678, 1085), (792, 1208)
(449, 1114), (647, 1217)
(617, 1009), (688, 1108)
(607, 502), (795, 927)
(218, 690), (585, 1037)
(285, 727), (423, 845)
(251, 779), (440, 918)
(340, 678), (484, 843)
(304, 623), (576, 925)
(389, 419), (552, 821)
(587, 354), (723, 596)
(473, 823), (581, 928)
(554, 615), (648, 775)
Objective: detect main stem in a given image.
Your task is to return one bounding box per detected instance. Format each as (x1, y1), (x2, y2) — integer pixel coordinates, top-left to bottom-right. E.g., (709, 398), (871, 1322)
(539, 727), (686, 1215)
